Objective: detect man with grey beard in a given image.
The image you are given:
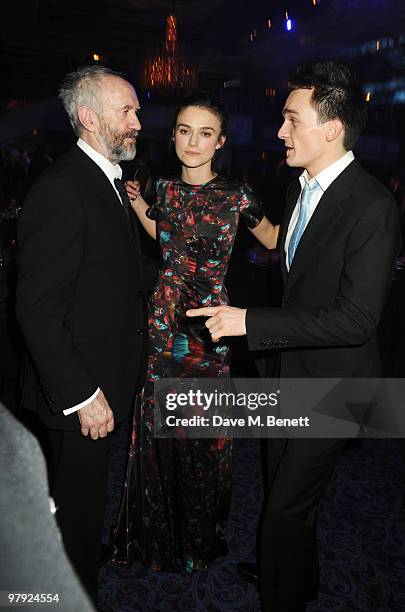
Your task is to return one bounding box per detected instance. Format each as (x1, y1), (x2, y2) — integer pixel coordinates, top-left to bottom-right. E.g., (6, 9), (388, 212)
(16, 65), (147, 602)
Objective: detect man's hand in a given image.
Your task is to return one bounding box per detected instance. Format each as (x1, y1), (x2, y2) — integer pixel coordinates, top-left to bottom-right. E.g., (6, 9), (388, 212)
(186, 305), (247, 341)
(77, 390), (114, 439)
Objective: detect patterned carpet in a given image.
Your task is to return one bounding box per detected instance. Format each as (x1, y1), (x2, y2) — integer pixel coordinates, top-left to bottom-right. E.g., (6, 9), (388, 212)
(99, 424), (405, 612)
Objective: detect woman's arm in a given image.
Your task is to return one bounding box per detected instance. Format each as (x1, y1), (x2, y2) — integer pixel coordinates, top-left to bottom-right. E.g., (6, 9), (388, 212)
(249, 216), (279, 250)
(125, 180), (156, 240)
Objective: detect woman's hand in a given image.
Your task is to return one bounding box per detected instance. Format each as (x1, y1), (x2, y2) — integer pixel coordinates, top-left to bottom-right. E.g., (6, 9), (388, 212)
(125, 179), (140, 202)
(124, 180), (157, 240)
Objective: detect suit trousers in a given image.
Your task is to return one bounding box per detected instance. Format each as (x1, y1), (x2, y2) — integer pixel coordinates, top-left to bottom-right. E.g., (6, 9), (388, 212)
(47, 427), (114, 602)
(260, 437), (346, 612)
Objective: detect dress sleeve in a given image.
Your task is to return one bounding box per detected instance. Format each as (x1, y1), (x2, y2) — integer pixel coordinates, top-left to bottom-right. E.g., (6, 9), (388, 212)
(239, 183), (264, 229)
(145, 178), (164, 221)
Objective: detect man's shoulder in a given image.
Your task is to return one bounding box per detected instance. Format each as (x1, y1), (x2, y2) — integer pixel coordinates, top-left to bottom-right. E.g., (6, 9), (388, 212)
(21, 148), (90, 219)
(334, 160), (395, 218)
(36, 145), (87, 181)
(351, 162), (389, 191)
(25, 146), (96, 204)
(26, 147), (73, 188)
(350, 162), (396, 210)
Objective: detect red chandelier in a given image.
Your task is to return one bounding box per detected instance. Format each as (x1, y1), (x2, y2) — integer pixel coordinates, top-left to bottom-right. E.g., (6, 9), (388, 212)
(143, 13), (198, 96)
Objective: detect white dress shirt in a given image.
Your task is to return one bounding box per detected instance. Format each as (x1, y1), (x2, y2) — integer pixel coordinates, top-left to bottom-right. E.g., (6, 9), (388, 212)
(63, 139), (124, 416)
(284, 151), (355, 271)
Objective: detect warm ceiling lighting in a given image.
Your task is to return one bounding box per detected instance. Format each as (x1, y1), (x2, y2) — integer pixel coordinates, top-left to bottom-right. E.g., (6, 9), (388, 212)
(93, 53), (100, 62)
(143, 13), (198, 96)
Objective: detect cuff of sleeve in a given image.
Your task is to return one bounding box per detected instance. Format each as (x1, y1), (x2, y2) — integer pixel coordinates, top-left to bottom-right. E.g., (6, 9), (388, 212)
(63, 387), (100, 416)
(243, 205), (264, 229)
(145, 205), (158, 220)
(246, 307), (269, 351)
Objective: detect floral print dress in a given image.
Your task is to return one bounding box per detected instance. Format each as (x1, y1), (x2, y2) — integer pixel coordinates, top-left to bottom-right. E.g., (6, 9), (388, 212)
(113, 176), (263, 572)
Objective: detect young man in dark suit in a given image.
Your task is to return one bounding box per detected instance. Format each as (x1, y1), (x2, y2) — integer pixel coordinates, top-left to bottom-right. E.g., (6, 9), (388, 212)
(16, 65), (147, 601)
(188, 61), (400, 610)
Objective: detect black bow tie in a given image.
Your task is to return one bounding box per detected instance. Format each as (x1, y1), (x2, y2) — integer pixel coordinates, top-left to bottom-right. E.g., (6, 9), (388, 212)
(114, 177), (131, 218)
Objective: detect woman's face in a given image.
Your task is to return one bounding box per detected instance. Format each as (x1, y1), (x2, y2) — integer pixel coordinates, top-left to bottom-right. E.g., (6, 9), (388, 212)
(174, 105), (225, 172)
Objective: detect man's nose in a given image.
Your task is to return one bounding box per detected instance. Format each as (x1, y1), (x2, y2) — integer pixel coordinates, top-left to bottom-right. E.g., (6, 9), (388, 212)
(130, 112), (141, 131)
(278, 120), (288, 140)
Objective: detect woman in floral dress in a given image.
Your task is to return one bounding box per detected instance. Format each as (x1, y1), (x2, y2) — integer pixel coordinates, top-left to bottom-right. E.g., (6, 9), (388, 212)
(112, 92), (279, 572)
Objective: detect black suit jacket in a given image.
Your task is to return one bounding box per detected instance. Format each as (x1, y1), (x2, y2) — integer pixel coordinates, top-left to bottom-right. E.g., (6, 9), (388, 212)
(16, 145), (147, 430)
(247, 159), (401, 377)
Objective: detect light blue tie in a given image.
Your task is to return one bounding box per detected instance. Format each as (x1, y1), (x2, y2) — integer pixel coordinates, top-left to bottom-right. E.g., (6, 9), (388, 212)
(288, 180), (321, 268)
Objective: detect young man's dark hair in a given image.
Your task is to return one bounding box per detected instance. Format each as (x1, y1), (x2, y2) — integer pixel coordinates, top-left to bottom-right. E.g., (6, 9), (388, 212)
(288, 61), (368, 150)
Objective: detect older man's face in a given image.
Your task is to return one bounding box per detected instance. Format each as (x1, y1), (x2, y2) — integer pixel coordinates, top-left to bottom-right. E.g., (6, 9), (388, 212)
(96, 75), (141, 164)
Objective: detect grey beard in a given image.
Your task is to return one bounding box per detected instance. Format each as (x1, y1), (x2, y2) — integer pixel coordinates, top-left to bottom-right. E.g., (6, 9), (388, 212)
(98, 121), (137, 164)
(110, 142), (137, 164)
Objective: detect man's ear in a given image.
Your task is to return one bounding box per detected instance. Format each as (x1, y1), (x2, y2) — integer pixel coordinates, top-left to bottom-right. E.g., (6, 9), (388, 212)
(215, 135), (226, 150)
(325, 119), (343, 143)
(77, 106), (98, 133)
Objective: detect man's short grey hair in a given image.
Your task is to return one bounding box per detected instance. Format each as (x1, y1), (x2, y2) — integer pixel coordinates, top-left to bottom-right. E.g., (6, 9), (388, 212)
(59, 65), (123, 136)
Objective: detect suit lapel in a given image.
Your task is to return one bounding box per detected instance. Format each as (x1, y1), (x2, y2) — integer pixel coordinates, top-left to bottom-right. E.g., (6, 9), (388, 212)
(104, 180), (138, 246)
(281, 160), (360, 293)
(279, 179), (300, 284)
(71, 145), (136, 246)
(285, 190), (344, 292)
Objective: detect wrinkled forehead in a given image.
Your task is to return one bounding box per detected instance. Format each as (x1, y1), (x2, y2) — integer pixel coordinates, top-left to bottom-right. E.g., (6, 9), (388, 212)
(98, 75), (138, 109)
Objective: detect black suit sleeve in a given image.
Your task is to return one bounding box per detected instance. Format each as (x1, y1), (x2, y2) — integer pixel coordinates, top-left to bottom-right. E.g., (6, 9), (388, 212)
(247, 193), (400, 351)
(16, 175), (98, 413)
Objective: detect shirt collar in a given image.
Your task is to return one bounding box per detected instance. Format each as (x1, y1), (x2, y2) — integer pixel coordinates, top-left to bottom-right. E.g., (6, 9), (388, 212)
(299, 150), (355, 192)
(77, 138), (122, 182)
